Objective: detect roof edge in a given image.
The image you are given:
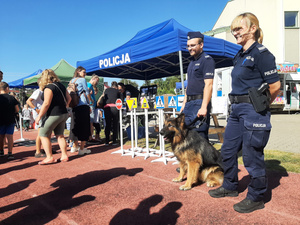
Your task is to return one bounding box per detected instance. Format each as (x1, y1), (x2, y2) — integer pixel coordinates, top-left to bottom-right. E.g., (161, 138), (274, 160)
(204, 26), (231, 36)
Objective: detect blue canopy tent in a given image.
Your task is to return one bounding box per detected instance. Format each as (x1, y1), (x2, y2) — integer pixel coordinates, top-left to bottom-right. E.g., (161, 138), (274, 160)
(77, 19), (241, 94)
(8, 69), (42, 88)
(176, 80), (188, 89)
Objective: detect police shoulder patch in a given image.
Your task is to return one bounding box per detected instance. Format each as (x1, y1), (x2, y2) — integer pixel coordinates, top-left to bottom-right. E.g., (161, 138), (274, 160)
(256, 44), (267, 53)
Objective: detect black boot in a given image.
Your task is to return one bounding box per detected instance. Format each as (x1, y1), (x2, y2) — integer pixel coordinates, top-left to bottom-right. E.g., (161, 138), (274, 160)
(233, 198), (264, 213)
(208, 186), (238, 198)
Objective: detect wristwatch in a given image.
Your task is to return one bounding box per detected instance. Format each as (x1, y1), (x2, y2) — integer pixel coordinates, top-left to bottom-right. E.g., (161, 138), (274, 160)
(34, 107), (37, 110)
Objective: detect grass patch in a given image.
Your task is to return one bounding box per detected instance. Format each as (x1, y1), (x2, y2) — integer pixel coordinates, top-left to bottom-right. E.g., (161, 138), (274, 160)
(236, 150), (300, 173)
(264, 150), (300, 173)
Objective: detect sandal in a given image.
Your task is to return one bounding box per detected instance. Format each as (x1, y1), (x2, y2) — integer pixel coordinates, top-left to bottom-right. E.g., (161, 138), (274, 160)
(60, 157), (69, 162)
(38, 158), (58, 165)
(35, 153), (46, 158)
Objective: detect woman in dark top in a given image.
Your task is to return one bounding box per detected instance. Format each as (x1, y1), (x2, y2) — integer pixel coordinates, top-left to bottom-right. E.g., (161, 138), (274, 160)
(208, 13), (280, 213)
(35, 69), (71, 165)
(98, 81), (120, 145)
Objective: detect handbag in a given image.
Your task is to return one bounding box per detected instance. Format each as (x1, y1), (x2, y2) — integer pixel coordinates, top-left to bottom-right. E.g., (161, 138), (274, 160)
(67, 78), (81, 108)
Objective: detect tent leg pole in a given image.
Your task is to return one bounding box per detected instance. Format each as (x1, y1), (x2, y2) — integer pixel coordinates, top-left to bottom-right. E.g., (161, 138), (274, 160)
(178, 51), (185, 95)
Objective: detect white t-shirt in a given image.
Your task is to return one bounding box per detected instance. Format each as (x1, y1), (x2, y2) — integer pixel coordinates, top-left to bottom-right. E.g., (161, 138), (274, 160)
(22, 108), (32, 120)
(29, 89), (43, 119)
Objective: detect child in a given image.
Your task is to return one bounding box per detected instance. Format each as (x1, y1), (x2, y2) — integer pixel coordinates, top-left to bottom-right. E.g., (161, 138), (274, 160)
(0, 82), (19, 159)
(22, 104), (32, 131)
(26, 84), (45, 157)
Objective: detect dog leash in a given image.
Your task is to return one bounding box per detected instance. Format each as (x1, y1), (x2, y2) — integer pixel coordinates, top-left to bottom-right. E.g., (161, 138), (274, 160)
(186, 116), (207, 129)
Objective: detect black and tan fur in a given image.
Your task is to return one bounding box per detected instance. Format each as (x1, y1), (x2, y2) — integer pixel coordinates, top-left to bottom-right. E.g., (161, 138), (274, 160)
(160, 113), (224, 191)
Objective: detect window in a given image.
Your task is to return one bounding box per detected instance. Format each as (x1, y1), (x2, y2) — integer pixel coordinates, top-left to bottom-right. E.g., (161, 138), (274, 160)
(285, 11), (298, 28)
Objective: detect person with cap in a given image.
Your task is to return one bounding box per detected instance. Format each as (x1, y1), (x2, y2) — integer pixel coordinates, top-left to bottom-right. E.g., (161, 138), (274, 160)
(208, 12), (280, 213)
(175, 31), (215, 174)
(180, 31), (215, 140)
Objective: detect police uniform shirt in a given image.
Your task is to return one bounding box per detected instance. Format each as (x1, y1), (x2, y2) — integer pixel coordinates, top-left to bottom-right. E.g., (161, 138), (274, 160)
(186, 52), (215, 96)
(231, 42), (279, 95)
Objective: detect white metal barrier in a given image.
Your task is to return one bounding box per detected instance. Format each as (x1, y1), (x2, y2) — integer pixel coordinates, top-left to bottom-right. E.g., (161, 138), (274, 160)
(15, 112), (30, 143)
(111, 99), (177, 165)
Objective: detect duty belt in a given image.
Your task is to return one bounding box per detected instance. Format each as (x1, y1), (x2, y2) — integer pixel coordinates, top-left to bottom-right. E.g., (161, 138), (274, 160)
(187, 94), (203, 102)
(229, 94), (251, 104)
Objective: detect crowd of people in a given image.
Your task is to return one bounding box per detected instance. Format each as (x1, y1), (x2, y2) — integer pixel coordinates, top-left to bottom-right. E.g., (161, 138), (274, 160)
(0, 67), (126, 164)
(0, 12), (280, 214)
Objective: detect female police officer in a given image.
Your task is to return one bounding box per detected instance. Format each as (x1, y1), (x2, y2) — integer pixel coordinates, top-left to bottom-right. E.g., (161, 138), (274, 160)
(208, 13), (280, 213)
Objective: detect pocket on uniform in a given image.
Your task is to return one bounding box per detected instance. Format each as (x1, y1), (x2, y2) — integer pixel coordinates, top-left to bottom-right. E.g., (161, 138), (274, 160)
(244, 116), (271, 149)
(193, 65), (200, 71)
(242, 59), (255, 68)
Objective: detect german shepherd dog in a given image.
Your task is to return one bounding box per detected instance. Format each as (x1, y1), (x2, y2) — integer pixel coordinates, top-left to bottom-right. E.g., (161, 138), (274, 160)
(160, 113), (224, 191)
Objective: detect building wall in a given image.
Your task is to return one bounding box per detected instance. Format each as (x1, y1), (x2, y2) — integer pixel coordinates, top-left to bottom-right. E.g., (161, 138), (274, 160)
(284, 0), (300, 63)
(285, 29), (300, 63)
(212, 0), (300, 64)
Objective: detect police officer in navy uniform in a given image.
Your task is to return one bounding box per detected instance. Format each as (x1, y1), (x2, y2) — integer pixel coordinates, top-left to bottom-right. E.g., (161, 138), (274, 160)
(180, 31), (215, 140)
(208, 13), (281, 213)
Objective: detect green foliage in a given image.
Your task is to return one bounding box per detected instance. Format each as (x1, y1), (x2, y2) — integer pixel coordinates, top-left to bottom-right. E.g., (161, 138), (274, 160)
(142, 80), (151, 86)
(147, 75), (181, 95)
(119, 79), (139, 88)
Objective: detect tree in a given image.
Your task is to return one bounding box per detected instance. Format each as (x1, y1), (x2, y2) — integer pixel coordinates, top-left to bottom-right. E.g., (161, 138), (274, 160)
(151, 76), (181, 95)
(119, 79), (139, 88)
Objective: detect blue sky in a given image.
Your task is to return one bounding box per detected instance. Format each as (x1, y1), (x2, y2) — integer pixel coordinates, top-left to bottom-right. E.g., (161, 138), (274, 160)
(0, 0), (228, 85)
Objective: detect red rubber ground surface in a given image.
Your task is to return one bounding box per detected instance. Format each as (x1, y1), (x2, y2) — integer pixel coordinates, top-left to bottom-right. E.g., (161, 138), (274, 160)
(1, 129), (299, 224)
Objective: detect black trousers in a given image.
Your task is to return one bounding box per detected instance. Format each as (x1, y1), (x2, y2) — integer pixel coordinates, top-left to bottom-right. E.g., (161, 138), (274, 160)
(70, 105), (90, 141)
(104, 107), (119, 143)
(93, 123), (101, 135)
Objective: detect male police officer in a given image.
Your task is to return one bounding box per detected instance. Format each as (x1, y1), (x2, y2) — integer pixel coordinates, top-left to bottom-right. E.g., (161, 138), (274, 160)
(180, 31), (215, 140)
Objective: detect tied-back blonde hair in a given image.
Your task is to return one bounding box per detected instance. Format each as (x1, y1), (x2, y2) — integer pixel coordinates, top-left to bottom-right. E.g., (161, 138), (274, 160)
(39, 69), (60, 90)
(91, 74), (99, 80)
(231, 12), (263, 44)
